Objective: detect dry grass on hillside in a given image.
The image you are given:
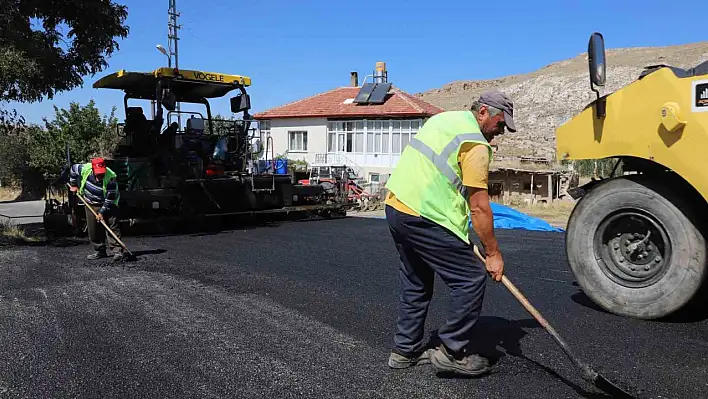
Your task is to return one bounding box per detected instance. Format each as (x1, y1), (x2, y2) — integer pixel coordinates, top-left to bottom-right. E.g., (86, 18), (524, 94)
(0, 187), (21, 202)
(0, 218), (40, 246)
(0, 186), (67, 203)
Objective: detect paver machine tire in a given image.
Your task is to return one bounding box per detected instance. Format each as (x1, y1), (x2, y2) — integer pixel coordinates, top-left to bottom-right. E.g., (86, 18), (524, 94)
(565, 175), (708, 320)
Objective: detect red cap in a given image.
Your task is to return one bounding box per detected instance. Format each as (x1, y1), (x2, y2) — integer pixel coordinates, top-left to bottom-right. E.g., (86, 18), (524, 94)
(91, 158), (107, 174)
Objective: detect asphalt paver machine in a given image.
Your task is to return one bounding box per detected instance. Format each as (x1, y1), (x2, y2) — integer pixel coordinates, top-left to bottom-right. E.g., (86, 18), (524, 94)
(43, 67), (347, 235)
(557, 32), (708, 320)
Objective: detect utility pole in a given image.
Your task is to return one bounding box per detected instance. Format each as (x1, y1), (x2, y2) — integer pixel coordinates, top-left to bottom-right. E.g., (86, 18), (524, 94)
(168, 0), (181, 129)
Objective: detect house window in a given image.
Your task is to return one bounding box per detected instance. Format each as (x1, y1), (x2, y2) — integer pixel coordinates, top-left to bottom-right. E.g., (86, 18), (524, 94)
(327, 122), (337, 152)
(366, 122), (374, 153)
(391, 120), (419, 154)
(259, 120), (271, 137)
(327, 118), (423, 155)
(327, 121), (364, 154)
(354, 121), (364, 153)
(289, 131), (308, 151)
(376, 121), (390, 154)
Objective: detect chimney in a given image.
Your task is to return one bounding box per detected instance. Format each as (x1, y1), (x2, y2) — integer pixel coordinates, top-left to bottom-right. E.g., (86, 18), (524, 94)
(374, 62), (387, 84)
(350, 71), (358, 87)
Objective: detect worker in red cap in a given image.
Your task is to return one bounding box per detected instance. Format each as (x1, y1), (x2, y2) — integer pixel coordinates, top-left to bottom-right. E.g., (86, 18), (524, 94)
(68, 157), (124, 261)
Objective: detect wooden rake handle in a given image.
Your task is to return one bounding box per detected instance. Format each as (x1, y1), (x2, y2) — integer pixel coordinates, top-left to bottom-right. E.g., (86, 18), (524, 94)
(473, 245), (548, 326)
(472, 245), (590, 377)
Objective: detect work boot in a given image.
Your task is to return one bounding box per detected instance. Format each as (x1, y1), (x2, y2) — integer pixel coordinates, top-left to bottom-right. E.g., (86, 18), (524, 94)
(86, 251), (108, 260)
(431, 344), (490, 377)
(387, 348), (434, 369)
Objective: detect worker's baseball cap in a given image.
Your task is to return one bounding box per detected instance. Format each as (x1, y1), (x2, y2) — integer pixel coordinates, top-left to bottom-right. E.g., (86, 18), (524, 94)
(478, 89), (517, 133)
(91, 158), (107, 174)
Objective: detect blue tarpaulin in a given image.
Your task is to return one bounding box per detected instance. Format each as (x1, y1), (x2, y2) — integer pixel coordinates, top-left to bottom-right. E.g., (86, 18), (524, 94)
(372, 202), (565, 232)
(473, 202), (565, 232)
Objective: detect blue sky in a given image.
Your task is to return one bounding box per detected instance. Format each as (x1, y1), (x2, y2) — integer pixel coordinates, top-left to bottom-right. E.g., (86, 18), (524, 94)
(7, 0), (708, 123)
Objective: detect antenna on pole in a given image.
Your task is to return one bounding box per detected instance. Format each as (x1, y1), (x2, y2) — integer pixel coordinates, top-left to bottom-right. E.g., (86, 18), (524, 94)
(168, 0), (181, 128)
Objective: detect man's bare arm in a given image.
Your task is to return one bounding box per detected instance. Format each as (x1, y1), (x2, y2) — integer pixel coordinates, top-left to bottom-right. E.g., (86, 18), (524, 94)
(468, 187), (504, 281)
(457, 143), (503, 280)
(468, 187), (499, 255)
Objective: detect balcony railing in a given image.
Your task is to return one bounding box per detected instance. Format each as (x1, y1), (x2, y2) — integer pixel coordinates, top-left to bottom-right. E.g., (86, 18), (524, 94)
(312, 153), (365, 180)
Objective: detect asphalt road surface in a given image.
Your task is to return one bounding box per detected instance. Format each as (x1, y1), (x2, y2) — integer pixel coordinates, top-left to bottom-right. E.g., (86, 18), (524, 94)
(0, 200), (44, 225)
(1, 216), (706, 398)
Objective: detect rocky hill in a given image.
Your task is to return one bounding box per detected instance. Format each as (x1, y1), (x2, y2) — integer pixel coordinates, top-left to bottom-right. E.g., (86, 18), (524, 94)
(415, 41), (708, 159)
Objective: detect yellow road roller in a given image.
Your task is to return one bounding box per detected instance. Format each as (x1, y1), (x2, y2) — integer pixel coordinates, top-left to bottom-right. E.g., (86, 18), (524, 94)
(556, 32), (708, 319)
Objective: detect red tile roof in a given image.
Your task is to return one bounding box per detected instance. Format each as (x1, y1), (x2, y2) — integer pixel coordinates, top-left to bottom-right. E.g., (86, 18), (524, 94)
(253, 86), (444, 120)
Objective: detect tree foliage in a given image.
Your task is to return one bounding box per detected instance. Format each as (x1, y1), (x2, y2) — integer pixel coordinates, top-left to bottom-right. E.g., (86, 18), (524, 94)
(208, 113), (239, 136)
(0, 0), (129, 103)
(28, 100), (120, 177)
(209, 113), (264, 160)
(572, 158), (622, 178)
(0, 109), (30, 184)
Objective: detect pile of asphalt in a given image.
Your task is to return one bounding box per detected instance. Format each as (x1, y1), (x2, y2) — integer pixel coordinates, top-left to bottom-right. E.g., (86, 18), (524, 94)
(0, 217), (706, 398)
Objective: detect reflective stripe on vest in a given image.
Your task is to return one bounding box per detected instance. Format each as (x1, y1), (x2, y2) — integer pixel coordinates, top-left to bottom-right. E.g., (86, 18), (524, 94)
(79, 163), (120, 205)
(407, 132), (487, 198)
(384, 111), (492, 244)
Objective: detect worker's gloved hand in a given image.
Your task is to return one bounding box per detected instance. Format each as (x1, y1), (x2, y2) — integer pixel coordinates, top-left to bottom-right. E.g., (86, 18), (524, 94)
(69, 186), (78, 192)
(96, 213), (104, 222)
(485, 252), (504, 282)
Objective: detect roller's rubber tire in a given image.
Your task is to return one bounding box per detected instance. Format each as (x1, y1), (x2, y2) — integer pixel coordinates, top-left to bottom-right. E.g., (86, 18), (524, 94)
(566, 176), (707, 320)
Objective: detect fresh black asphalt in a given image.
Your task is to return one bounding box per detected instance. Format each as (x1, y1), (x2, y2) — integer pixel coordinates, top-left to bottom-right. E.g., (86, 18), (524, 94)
(0, 216), (706, 398)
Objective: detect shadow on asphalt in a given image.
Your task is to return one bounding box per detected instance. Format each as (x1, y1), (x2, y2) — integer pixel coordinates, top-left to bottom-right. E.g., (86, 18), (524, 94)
(425, 317), (616, 398)
(117, 249), (168, 263)
(107, 213), (355, 239)
(570, 291), (611, 315)
(32, 213), (356, 244)
(131, 249), (167, 257)
(570, 291), (708, 323)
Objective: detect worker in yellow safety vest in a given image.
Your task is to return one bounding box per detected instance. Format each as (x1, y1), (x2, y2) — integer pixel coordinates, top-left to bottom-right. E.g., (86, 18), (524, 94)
(68, 157), (124, 261)
(384, 89), (516, 377)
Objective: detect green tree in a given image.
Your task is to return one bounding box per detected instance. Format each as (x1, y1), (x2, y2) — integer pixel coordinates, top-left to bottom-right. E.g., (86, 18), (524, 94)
(209, 113), (264, 160)
(0, 109), (30, 185)
(208, 113), (237, 136)
(0, 0), (129, 103)
(572, 158), (622, 178)
(28, 100), (119, 176)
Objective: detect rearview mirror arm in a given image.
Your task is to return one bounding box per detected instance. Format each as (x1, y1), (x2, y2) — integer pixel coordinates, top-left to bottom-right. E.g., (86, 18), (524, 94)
(588, 32), (607, 119)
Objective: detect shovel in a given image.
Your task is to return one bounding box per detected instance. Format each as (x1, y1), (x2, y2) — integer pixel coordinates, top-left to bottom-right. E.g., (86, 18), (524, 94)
(473, 245), (635, 398)
(68, 184), (133, 258)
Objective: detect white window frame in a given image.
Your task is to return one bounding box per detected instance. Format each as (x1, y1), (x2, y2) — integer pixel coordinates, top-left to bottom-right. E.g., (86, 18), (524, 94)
(326, 118), (424, 156)
(288, 130), (308, 152)
(258, 120), (271, 137)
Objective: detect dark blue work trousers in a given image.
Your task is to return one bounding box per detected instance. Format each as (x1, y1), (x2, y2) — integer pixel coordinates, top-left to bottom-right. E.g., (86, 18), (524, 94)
(386, 205), (487, 355)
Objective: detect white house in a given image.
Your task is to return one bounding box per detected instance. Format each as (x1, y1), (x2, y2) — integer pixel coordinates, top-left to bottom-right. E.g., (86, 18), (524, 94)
(253, 64), (444, 183)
